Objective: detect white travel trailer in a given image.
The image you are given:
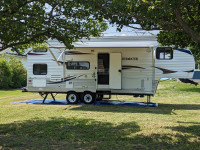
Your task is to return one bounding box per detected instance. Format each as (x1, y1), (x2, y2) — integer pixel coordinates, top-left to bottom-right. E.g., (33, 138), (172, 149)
(24, 36), (195, 104)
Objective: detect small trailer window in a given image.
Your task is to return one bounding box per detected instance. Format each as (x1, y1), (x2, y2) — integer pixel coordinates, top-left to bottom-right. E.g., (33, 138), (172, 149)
(33, 64), (47, 75)
(156, 47), (173, 60)
(67, 61), (90, 70)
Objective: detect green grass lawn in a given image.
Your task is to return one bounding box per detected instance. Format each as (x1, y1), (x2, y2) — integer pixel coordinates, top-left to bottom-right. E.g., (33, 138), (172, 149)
(0, 80), (200, 150)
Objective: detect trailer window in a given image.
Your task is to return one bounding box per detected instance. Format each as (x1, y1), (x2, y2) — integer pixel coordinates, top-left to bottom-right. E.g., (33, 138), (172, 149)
(33, 64), (47, 75)
(66, 61), (90, 70)
(156, 47), (173, 60)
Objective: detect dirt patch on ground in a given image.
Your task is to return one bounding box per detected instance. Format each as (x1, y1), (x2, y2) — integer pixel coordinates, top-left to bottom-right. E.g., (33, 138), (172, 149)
(157, 84), (170, 89)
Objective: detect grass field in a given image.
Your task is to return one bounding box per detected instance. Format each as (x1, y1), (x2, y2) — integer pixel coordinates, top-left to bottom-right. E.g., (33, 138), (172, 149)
(0, 80), (200, 150)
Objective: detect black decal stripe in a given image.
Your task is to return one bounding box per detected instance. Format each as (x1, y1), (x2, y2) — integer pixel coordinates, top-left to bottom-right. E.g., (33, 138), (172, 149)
(47, 77), (76, 84)
(155, 67), (177, 74)
(47, 75), (76, 84)
(122, 65), (145, 70)
(175, 49), (192, 55)
(65, 51), (92, 55)
(47, 75), (84, 84)
(66, 53), (92, 55)
(184, 70), (194, 73)
(28, 53), (45, 55)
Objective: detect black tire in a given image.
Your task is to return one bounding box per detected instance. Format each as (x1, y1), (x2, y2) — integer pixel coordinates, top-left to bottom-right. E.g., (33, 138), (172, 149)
(66, 92), (79, 104)
(82, 92), (95, 104)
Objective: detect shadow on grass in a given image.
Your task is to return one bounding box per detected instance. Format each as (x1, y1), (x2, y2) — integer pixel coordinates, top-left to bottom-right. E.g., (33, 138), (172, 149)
(177, 121), (200, 125)
(177, 87), (200, 93)
(0, 117), (140, 149)
(69, 102), (200, 115)
(0, 89), (20, 92)
(0, 118), (199, 150)
(171, 124), (200, 137)
(168, 122), (200, 149)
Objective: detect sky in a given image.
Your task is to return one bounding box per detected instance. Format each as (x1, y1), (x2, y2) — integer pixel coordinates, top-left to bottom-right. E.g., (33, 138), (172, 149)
(104, 24), (160, 36)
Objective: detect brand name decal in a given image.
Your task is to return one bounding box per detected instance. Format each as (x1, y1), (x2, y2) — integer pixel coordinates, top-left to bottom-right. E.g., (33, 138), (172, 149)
(122, 57), (138, 61)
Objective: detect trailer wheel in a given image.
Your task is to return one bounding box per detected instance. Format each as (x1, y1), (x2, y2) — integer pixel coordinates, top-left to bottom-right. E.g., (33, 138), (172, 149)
(82, 92), (95, 104)
(66, 92), (79, 104)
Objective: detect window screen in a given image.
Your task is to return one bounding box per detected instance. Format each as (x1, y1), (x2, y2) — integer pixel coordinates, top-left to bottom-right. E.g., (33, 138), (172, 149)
(66, 62), (90, 70)
(98, 53), (109, 85)
(156, 47), (173, 60)
(33, 64), (47, 75)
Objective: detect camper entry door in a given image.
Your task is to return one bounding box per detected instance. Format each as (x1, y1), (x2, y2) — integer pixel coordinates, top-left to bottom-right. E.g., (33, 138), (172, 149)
(110, 53), (122, 89)
(97, 53), (122, 89)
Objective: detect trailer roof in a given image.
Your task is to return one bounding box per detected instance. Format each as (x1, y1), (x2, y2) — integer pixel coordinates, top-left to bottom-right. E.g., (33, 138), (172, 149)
(48, 36), (159, 48)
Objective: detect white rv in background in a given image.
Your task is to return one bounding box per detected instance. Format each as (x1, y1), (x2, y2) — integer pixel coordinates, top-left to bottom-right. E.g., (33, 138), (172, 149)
(24, 36), (195, 104)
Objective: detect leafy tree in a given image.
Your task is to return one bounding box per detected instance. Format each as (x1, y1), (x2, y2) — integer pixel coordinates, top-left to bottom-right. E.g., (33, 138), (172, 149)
(78, 0), (200, 64)
(0, 0), (107, 52)
(190, 44), (200, 69)
(83, 0), (200, 48)
(1, 0), (200, 54)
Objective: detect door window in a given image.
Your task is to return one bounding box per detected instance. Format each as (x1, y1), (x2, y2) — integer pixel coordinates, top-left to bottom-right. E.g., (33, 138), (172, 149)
(98, 53), (109, 85)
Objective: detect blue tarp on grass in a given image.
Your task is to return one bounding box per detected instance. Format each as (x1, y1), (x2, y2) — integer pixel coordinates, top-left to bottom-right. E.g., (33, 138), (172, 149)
(193, 71), (200, 79)
(13, 99), (158, 107)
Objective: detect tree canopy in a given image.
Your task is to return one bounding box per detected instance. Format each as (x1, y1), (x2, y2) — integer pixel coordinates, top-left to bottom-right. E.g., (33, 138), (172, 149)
(0, 0), (107, 52)
(1, 0), (200, 53)
(84, 0), (200, 48)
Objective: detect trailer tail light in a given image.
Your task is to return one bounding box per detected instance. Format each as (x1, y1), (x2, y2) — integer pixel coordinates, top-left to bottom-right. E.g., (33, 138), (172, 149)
(29, 80), (32, 83)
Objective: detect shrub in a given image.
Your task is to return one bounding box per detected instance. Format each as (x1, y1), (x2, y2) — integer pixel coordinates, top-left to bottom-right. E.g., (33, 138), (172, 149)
(9, 59), (27, 88)
(0, 57), (13, 89)
(0, 54), (27, 89)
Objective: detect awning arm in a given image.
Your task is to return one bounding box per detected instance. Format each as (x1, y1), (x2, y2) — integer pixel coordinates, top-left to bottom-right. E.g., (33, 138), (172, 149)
(57, 50), (65, 62)
(47, 47), (60, 66)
